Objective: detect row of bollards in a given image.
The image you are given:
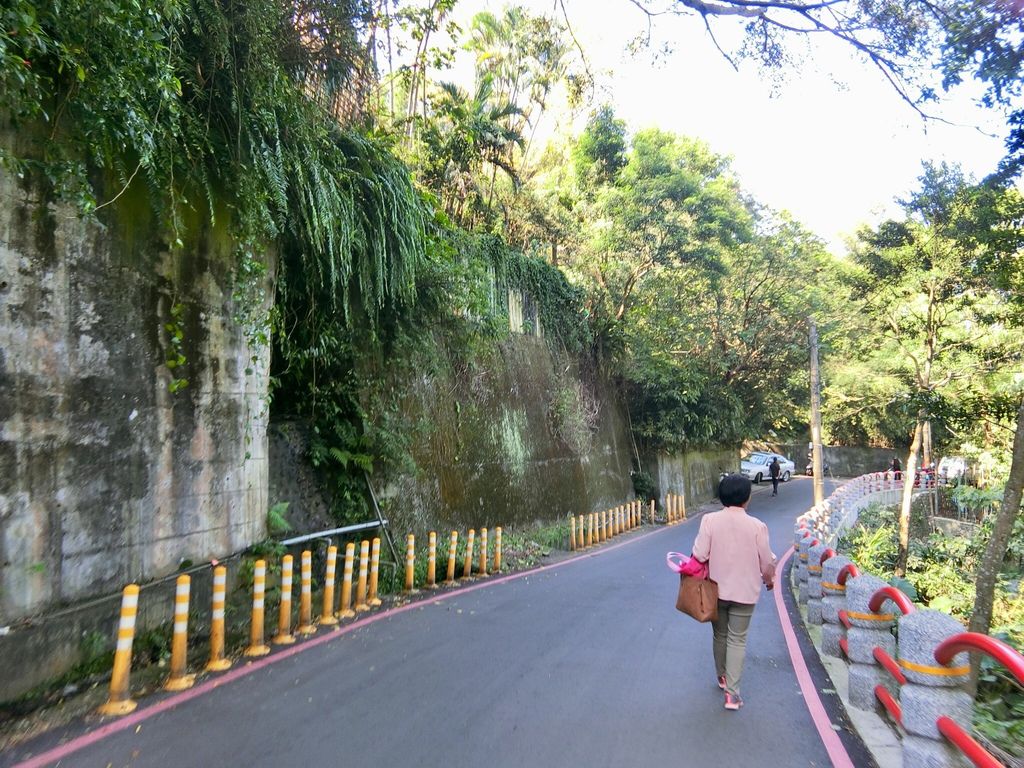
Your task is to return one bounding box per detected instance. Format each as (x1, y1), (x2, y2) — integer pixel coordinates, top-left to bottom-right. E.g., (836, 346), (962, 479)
(568, 500), (646, 552)
(99, 526), (505, 717)
(665, 492), (686, 523)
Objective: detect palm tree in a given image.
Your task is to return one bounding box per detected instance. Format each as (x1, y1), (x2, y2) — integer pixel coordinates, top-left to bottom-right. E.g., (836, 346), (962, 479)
(421, 76), (524, 226)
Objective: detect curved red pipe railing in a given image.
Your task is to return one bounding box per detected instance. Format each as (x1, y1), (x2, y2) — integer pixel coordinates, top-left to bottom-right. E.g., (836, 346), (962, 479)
(873, 646), (907, 685)
(933, 632), (1024, 685)
(839, 637), (849, 658)
(874, 685), (902, 726)
(936, 717), (1002, 768)
(837, 563), (860, 585)
(868, 586), (916, 616)
(838, 610), (852, 629)
(820, 548), (836, 564)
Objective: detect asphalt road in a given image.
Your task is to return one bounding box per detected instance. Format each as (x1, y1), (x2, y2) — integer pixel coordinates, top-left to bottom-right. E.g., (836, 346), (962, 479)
(10, 477), (851, 768)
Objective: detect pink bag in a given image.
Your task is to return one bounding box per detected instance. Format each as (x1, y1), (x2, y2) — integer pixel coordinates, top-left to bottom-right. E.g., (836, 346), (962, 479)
(665, 551), (709, 580)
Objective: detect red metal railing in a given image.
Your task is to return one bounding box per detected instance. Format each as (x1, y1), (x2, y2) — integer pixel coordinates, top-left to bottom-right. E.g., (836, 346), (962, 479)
(934, 633), (1024, 684)
(936, 718), (1002, 768)
(801, 473), (1024, 767)
(866, 586), (915, 727)
(933, 634), (1023, 767)
(873, 646), (907, 685)
(869, 586), (916, 617)
(837, 563), (860, 584)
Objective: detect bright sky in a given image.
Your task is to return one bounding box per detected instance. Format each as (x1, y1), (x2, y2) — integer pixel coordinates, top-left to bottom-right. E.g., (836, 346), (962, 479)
(437, 0), (1010, 254)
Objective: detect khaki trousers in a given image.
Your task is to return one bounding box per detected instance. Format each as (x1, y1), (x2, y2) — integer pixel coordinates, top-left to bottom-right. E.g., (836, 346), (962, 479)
(712, 599), (755, 696)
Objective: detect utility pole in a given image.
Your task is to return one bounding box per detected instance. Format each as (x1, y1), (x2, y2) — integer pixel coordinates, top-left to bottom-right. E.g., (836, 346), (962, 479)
(809, 318), (825, 505)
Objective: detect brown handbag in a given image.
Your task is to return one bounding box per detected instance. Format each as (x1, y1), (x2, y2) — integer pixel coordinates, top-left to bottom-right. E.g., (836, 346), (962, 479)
(676, 573), (719, 622)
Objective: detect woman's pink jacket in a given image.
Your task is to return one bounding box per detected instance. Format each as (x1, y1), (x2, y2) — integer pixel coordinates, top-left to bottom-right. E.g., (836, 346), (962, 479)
(692, 506), (777, 604)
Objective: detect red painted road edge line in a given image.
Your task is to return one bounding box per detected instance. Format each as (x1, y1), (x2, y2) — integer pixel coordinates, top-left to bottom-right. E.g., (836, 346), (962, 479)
(773, 546), (855, 768)
(14, 522), (685, 768)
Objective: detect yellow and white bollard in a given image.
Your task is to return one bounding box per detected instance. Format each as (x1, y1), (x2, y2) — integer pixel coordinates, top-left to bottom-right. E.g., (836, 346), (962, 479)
(338, 543), (356, 618)
(463, 529), (476, 579)
(245, 560), (270, 656)
(601, 510), (608, 542)
(586, 514), (593, 548)
(479, 528), (488, 576)
(405, 534), (418, 593)
(207, 565), (232, 672)
(164, 575), (195, 691)
(679, 491), (687, 520)
(297, 550), (316, 636)
(320, 546), (338, 627)
(355, 540), (370, 612)
(667, 494), (673, 523)
(494, 527), (502, 572)
(577, 516), (585, 550)
(445, 531), (458, 584)
(649, 499), (655, 525)
(274, 555), (296, 644)
(369, 537), (382, 607)
(427, 532), (438, 588)
(569, 515), (576, 551)
(98, 585), (140, 716)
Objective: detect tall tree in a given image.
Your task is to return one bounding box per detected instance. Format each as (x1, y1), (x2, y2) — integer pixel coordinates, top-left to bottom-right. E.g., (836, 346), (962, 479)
(847, 163), (1024, 575)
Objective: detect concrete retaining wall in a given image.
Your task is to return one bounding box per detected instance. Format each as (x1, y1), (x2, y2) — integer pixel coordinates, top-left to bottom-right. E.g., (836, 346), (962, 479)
(644, 446), (739, 510)
(0, 157), (270, 625)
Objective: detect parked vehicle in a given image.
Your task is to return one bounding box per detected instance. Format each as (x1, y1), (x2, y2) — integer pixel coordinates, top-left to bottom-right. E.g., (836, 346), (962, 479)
(805, 460), (831, 476)
(740, 452), (794, 484)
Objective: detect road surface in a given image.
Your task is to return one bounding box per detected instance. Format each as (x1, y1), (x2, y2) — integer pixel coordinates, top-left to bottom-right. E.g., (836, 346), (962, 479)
(6, 477), (869, 768)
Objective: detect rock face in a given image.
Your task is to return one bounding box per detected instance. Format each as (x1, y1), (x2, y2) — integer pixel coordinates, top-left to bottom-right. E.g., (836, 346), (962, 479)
(0, 165), (270, 623)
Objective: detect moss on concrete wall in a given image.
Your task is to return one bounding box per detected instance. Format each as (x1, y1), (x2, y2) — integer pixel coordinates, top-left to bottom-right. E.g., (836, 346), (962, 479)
(378, 336), (635, 535)
(0, 160), (271, 623)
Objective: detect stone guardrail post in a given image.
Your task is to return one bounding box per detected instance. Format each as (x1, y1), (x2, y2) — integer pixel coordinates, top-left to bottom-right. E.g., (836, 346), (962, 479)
(820, 554), (851, 658)
(817, 501), (832, 544)
(807, 543), (828, 625)
(846, 574), (898, 711)
(797, 533), (815, 605)
(898, 610), (972, 768)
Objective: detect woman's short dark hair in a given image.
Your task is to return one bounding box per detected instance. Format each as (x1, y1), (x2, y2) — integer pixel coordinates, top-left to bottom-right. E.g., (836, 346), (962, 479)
(719, 473), (752, 507)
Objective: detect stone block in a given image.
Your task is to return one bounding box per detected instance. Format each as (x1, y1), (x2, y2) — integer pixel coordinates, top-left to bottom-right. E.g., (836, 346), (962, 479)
(902, 734), (969, 768)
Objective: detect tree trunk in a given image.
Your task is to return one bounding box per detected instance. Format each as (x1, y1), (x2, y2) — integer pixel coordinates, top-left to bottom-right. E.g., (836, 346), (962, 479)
(968, 397), (1024, 684)
(896, 417), (924, 578)
(922, 419), (932, 468)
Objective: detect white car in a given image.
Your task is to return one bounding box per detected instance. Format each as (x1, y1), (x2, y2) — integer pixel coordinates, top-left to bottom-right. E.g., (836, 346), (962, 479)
(740, 452), (795, 484)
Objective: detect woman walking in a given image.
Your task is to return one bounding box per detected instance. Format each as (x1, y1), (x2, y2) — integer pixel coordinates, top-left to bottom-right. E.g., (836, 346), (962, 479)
(692, 474), (776, 710)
